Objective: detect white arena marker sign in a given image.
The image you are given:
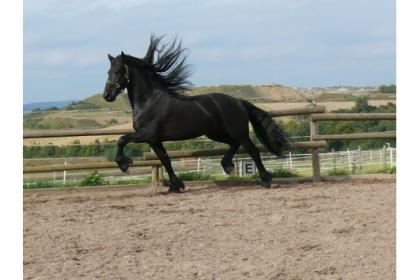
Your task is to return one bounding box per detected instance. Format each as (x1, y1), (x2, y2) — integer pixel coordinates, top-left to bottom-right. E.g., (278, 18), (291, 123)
(242, 161), (256, 176)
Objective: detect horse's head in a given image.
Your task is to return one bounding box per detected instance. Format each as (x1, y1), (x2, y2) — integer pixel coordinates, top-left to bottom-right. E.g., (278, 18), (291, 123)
(103, 52), (129, 102)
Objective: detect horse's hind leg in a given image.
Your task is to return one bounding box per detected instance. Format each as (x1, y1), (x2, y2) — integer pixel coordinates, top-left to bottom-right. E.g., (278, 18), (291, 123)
(240, 136), (272, 188)
(150, 142), (184, 193)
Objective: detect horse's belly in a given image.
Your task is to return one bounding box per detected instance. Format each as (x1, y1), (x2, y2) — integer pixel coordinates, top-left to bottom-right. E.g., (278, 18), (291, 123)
(160, 118), (208, 141)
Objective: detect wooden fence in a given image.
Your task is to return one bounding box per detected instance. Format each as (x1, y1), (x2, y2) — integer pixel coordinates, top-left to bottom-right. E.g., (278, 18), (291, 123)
(308, 112), (396, 181)
(23, 105), (396, 184)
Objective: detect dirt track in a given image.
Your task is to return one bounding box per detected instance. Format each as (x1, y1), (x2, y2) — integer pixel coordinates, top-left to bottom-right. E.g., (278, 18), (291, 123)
(24, 177), (395, 280)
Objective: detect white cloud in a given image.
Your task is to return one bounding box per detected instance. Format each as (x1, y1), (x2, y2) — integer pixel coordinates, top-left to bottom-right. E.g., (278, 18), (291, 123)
(25, 48), (107, 66)
(24, 0), (318, 16)
(201, 0), (333, 11)
(25, 0), (161, 15)
(23, 0), (396, 103)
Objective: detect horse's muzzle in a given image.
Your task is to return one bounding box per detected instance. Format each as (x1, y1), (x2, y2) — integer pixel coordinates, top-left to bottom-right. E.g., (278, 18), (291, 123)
(103, 85), (119, 102)
(103, 94), (116, 102)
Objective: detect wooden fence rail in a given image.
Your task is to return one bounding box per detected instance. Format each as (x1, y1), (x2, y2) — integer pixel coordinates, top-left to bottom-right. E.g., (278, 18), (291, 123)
(313, 131), (396, 141)
(267, 105), (326, 117)
(311, 113), (396, 121)
(143, 141), (326, 160)
(23, 160), (162, 173)
(23, 128), (135, 139)
(23, 141), (327, 173)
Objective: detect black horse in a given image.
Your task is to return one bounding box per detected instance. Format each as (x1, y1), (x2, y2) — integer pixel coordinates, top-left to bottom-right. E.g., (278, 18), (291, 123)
(103, 36), (289, 192)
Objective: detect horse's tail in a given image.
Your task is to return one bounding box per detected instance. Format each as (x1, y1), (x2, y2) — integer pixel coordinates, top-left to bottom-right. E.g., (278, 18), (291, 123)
(242, 100), (290, 157)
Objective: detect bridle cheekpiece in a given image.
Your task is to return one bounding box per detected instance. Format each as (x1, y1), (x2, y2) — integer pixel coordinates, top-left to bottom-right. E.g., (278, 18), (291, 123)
(106, 64), (130, 91)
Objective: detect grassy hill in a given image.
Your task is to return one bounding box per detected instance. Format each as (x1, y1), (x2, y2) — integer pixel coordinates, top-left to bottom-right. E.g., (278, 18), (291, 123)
(60, 84), (305, 110)
(187, 84), (305, 102)
(23, 84), (395, 135)
(24, 100), (78, 112)
(64, 93), (131, 110)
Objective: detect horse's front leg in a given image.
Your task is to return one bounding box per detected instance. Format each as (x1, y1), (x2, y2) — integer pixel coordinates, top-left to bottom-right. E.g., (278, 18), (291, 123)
(221, 143), (240, 175)
(150, 142), (184, 193)
(115, 132), (147, 172)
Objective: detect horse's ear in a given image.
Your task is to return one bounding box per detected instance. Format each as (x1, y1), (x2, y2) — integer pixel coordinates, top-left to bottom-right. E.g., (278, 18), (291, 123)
(107, 54), (114, 62)
(121, 51), (125, 57)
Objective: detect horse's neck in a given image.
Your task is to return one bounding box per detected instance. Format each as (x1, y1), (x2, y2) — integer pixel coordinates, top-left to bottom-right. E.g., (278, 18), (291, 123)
(126, 88), (134, 110)
(127, 73), (165, 112)
(127, 72), (150, 107)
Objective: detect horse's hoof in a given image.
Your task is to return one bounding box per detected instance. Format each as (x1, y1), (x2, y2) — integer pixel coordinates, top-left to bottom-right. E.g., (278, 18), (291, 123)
(168, 188), (182, 193)
(260, 181), (272, 188)
(178, 181), (186, 190)
(168, 179), (185, 193)
(224, 166), (236, 175)
(260, 172), (273, 188)
(116, 156), (132, 172)
(221, 162), (235, 175)
(119, 163), (129, 172)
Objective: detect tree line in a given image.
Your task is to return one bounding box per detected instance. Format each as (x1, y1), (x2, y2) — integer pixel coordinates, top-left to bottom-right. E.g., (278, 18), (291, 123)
(23, 97), (396, 159)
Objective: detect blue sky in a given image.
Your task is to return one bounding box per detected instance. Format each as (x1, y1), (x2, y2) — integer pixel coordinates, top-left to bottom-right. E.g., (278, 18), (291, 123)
(24, 0), (395, 103)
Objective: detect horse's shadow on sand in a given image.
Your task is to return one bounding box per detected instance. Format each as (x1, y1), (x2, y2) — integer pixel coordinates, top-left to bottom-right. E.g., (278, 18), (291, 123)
(154, 179), (310, 196)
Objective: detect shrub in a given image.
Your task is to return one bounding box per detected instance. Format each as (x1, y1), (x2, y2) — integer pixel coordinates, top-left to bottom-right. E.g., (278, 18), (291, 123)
(106, 176), (152, 185)
(374, 166), (396, 174)
(105, 147), (117, 161)
(177, 171), (213, 181)
(379, 84), (396, 93)
(107, 118), (118, 125)
(272, 167), (299, 178)
(65, 101), (100, 110)
(326, 168), (349, 176)
(23, 181), (56, 189)
(80, 170), (105, 186)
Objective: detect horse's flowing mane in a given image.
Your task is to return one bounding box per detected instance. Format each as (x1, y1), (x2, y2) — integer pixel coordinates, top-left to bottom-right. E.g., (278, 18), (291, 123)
(126, 36), (192, 96)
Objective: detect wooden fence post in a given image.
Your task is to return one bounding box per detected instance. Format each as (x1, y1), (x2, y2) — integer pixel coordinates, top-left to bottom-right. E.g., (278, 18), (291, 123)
(158, 166), (164, 185)
(151, 166), (159, 187)
(310, 119), (321, 182)
(149, 145), (163, 187)
(152, 166), (158, 186)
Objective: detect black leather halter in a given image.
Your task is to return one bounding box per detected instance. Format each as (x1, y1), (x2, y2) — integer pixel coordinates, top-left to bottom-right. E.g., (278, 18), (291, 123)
(106, 64), (130, 90)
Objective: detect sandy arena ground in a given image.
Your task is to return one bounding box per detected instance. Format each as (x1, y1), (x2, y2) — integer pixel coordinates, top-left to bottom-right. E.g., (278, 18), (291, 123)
(24, 176), (395, 280)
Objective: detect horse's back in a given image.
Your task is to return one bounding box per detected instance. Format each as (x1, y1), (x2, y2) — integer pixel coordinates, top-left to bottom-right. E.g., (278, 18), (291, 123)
(191, 92), (245, 109)
(192, 92), (250, 138)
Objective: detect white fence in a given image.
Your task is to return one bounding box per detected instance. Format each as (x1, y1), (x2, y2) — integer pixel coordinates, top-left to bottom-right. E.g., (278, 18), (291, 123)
(23, 146), (396, 184)
(168, 146), (396, 177)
